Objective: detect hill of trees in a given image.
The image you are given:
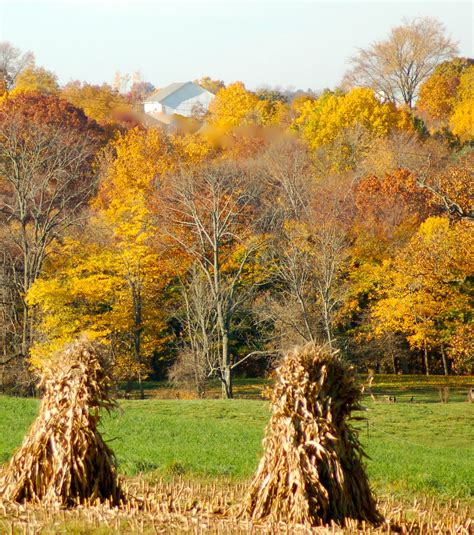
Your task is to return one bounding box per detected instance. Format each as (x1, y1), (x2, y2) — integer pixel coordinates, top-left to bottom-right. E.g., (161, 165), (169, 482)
(0, 17), (472, 397)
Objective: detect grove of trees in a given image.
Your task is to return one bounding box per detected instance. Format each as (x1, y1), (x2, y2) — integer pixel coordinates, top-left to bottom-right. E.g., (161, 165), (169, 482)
(0, 16), (472, 397)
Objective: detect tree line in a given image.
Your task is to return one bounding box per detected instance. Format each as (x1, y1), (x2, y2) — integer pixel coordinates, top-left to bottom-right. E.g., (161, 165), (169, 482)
(0, 17), (472, 397)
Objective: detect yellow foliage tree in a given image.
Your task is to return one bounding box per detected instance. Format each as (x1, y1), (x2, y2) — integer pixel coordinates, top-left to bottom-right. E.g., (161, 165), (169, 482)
(449, 67), (474, 142)
(294, 88), (412, 150)
(370, 217), (473, 374)
(13, 65), (59, 94)
(208, 82), (259, 127)
(417, 59), (472, 122)
(62, 81), (131, 125)
(255, 98), (288, 125)
(417, 72), (459, 121)
(27, 223), (171, 398)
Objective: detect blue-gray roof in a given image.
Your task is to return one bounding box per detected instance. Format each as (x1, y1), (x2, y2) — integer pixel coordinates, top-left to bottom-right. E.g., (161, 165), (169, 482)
(145, 81), (210, 103)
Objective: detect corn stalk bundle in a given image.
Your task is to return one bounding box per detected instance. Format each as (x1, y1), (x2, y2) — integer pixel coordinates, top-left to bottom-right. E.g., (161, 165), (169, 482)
(0, 339), (125, 506)
(242, 344), (382, 527)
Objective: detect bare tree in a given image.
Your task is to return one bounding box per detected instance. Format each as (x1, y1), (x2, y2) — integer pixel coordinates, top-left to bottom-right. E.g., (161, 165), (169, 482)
(311, 220), (350, 350)
(0, 41), (34, 91)
(158, 161), (264, 398)
(270, 228), (318, 344)
(256, 136), (314, 222)
(343, 17), (458, 108)
(267, 222), (350, 350)
(263, 175), (354, 350)
(169, 266), (219, 396)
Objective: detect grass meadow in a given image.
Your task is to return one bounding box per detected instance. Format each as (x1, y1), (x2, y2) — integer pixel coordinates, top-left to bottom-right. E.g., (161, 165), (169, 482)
(1, 375), (473, 505)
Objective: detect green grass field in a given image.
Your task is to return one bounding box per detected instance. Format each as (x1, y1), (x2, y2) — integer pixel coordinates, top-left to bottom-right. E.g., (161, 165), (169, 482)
(1, 375), (473, 505)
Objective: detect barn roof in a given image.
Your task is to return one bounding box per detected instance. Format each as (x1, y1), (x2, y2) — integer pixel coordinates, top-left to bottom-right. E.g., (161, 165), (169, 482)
(145, 81), (209, 103)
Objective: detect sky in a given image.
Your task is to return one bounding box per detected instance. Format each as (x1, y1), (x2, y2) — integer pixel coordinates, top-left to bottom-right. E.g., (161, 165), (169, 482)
(0, 0), (472, 91)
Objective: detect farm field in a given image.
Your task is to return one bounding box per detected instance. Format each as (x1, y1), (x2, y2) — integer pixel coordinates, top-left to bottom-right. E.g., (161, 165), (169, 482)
(0, 375), (473, 532)
(1, 376), (473, 489)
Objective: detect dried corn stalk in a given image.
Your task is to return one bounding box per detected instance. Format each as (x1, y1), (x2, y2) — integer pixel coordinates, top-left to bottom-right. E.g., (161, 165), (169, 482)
(242, 344), (382, 527)
(0, 338), (125, 506)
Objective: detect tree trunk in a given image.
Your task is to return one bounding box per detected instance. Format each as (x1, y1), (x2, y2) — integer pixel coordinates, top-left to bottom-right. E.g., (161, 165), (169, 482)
(440, 345), (449, 376)
(221, 363), (233, 399)
(320, 289), (333, 351)
(21, 214), (31, 358)
(220, 329), (233, 399)
(400, 355), (409, 374)
(423, 342), (430, 376)
(21, 303), (30, 357)
(137, 371), (144, 400)
(213, 238), (233, 399)
(132, 283), (144, 400)
(295, 291), (315, 344)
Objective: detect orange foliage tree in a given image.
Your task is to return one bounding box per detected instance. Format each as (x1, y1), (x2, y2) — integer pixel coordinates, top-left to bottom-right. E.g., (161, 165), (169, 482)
(417, 58), (473, 124)
(0, 92), (104, 358)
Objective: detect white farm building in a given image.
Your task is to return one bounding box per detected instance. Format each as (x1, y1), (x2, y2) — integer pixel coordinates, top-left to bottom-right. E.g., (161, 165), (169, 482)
(143, 81), (215, 117)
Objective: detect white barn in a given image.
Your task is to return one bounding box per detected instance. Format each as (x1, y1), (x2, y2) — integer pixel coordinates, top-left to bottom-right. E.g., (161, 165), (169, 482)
(144, 81), (215, 117)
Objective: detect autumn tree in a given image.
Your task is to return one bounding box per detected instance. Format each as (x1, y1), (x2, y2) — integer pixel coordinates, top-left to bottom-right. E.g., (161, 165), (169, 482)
(27, 128), (210, 394)
(417, 58), (473, 125)
(448, 323), (474, 374)
(253, 89), (289, 125)
(343, 167), (437, 362)
(293, 88), (412, 171)
(27, 216), (170, 398)
(194, 76), (225, 94)
(92, 129), (192, 394)
(356, 130), (473, 221)
(287, 91), (318, 123)
(370, 217), (473, 375)
(62, 81), (131, 125)
(0, 41), (34, 93)
(416, 151), (474, 221)
(127, 81), (155, 104)
(343, 17), (458, 108)
(0, 92), (103, 361)
(256, 135), (314, 222)
(13, 65), (59, 94)
(353, 168), (435, 261)
(359, 130), (450, 180)
(295, 88), (411, 148)
(449, 66), (474, 142)
(158, 160), (264, 398)
(263, 174), (353, 350)
(416, 57), (474, 143)
(169, 266), (218, 396)
(112, 70), (131, 94)
(208, 82), (259, 127)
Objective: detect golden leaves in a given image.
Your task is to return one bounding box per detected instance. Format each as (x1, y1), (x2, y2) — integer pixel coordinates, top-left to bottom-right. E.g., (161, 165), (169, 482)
(293, 88), (414, 172)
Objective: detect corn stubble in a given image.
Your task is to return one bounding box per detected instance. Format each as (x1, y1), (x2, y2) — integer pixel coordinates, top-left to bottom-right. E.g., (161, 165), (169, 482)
(242, 344), (382, 528)
(0, 477), (472, 533)
(0, 339), (125, 506)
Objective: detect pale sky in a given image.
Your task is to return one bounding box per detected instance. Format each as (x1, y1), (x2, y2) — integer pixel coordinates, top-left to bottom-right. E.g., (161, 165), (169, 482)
(0, 0), (472, 91)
